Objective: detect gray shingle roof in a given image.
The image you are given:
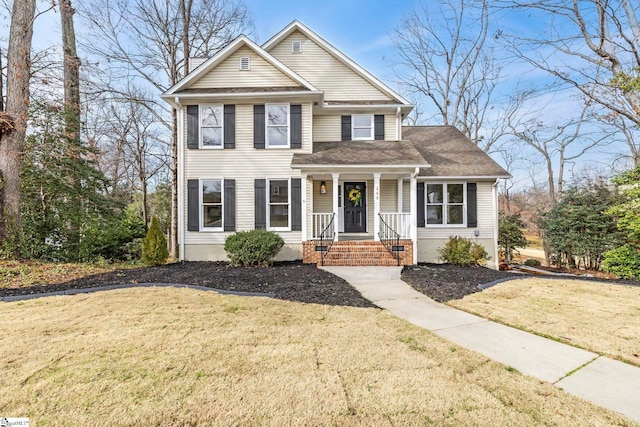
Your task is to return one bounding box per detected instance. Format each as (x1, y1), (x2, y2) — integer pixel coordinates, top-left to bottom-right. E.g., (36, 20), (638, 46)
(402, 126), (510, 178)
(291, 140), (428, 166)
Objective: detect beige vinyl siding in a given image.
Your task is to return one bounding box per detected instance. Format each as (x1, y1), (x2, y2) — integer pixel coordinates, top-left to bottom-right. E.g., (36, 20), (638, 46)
(182, 103), (312, 245)
(312, 180), (333, 213)
(313, 114), (398, 142)
(380, 180), (398, 212)
(269, 30), (392, 101)
(190, 46), (298, 89)
(402, 180), (411, 213)
(417, 181), (494, 240)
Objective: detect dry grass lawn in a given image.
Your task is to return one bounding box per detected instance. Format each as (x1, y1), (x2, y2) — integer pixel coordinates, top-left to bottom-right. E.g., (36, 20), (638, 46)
(0, 260), (137, 289)
(450, 278), (640, 367)
(0, 288), (634, 426)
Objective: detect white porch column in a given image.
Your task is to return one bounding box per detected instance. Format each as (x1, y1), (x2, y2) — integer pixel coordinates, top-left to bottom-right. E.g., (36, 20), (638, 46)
(301, 172), (308, 242)
(397, 178), (403, 212)
(373, 172), (381, 241)
(332, 173), (339, 241)
(410, 175), (418, 264)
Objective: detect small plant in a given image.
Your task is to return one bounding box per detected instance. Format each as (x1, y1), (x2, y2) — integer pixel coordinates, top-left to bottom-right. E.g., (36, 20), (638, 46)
(523, 258), (541, 267)
(602, 245), (640, 280)
(224, 229), (284, 267)
(141, 216), (168, 266)
(437, 236), (489, 267)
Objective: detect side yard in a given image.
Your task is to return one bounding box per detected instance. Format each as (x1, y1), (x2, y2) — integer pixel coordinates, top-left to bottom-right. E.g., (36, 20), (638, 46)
(0, 287), (632, 426)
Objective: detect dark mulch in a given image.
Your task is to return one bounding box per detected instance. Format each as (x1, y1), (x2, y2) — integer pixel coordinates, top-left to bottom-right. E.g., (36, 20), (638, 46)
(0, 261), (376, 308)
(401, 263), (524, 303)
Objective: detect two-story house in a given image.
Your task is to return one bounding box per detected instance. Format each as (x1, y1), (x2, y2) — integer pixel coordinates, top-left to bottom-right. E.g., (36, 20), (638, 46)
(161, 21), (509, 268)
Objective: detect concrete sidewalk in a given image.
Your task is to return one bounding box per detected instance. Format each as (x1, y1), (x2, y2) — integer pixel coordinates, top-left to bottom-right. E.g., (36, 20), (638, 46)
(322, 266), (640, 424)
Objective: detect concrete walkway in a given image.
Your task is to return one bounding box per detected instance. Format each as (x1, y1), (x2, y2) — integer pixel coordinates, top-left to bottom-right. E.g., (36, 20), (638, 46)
(322, 266), (640, 424)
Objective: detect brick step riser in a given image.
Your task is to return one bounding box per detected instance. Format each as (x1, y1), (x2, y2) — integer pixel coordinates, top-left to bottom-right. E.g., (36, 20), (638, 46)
(321, 260), (400, 266)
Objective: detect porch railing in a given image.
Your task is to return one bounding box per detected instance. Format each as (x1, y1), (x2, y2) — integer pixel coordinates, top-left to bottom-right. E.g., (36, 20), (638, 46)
(378, 213), (401, 266)
(310, 213), (335, 239)
(317, 213), (335, 266)
(379, 213), (411, 239)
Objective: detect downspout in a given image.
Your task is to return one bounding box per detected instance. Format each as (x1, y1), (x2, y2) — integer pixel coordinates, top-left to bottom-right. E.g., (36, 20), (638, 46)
(492, 179), (500, 270)
(396, 107), (402, 140)
(175, 96), (185, 261)
(411, 167), (419, 265)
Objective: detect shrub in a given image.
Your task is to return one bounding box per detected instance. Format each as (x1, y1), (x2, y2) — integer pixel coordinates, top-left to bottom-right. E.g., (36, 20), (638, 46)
(523, 258), (541, 267)
(601, 245), (640, 280)
(141, 216), (168, 266)
(224, 229), (284, 267)
(438, 236), (489, 267)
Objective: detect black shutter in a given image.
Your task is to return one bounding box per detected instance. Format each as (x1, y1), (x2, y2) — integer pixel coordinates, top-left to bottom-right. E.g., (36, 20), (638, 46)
(224, 105), (235, 149)
(341, 115), (351, 141)
(254, 105), (265, 149)
(467, 183), (477, 228)
(187, 179), (200, 231)
(291, 178), (302, 231)
(254, 179), (266, 229)
(374, 115), (384, 140)
(187, 105), (199, 149)
(224, 179), (236, 231)
(417, 182), (425, 228)
(290, 104), (302, 148)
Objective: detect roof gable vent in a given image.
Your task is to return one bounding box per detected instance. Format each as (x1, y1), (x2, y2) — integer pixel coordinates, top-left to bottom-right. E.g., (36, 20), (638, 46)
(292, 40), (302, 54)
(239, 56), (250, 70)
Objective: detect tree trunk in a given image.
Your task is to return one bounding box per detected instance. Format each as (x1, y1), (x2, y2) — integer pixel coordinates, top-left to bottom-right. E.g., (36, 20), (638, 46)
(170, 107), (178, 260)
(61, 0), (82, 260)
(0, 0), (37, 254)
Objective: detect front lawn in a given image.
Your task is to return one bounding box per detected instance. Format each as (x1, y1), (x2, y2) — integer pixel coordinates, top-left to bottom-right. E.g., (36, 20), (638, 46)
(449, 278), (640, 367)
(0, 287), (631, 426)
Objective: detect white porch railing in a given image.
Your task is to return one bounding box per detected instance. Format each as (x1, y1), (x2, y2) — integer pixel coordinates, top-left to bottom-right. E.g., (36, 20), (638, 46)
(380, 213), (411, 239)
(310, 213), (334, 239)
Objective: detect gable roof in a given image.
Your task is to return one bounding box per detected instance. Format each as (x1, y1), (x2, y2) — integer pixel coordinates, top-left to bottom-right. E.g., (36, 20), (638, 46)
(162, 35), (320, 97)
(403, 126), (511, 178)
(262, 20), (411, 106)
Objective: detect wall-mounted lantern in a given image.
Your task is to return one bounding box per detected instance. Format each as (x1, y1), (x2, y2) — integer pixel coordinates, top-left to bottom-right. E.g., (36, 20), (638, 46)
(320, 181), (327, 194)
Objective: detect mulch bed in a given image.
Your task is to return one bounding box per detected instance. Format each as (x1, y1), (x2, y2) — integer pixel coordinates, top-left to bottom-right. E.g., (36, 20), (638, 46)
(401, 263), (524, 303)
(0, 261), (376, 308)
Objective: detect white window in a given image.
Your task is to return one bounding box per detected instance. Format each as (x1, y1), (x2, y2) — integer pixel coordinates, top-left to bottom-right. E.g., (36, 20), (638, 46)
(200, 105), (223, 148)
(425, 183), (466, 226)
(352, 114), (374, 140)
(292, 40), (302, 53)
(266, 104), (290, 148)
(201, 179), (223, 230)
(240, 56), (250, 70)
(268, 178), (290, 230)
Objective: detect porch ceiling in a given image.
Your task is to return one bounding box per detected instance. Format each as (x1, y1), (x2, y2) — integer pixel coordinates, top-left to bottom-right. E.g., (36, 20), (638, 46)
(291, 140), (429, 170)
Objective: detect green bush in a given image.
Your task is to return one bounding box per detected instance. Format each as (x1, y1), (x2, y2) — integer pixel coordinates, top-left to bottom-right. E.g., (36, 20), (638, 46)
(224, 229), (284, 267)
(601, 245), (640, 280)
(523, 258), (541, 267)
(141, 216), (168, 266)
(438, 236), (489, 267)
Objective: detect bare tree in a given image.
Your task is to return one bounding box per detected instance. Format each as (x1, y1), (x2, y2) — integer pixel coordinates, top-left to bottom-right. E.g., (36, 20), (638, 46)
(0, 0), (36, 253)
(394, 0), (506, 152)
(497, 0), (640, 165)
(77, 0), (252, 260)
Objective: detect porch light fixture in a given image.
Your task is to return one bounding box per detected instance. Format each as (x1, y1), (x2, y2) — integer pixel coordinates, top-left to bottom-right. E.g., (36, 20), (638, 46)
(320, 181), (327, 194)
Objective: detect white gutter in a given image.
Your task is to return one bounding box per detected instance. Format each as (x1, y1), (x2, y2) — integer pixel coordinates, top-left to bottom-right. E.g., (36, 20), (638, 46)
(492, 179), (500, 270)
(161, 91), (323, 100)
(396, 107), (401, 140)
(175, 97), (185, 261)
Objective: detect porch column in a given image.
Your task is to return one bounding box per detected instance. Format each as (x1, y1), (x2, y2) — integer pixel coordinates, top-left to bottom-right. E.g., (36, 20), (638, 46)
(410, 174), (418, 264)
(301, 172), (308, 241)
(332, 173), (339, 241)
(397, 178), (403, 212)
(373, 172), (381, 241)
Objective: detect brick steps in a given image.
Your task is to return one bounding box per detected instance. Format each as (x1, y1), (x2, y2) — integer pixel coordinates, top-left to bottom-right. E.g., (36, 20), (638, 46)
(303, 239), (413, 266)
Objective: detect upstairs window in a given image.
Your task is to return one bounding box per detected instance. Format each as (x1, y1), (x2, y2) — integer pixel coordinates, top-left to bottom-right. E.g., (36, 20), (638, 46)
(352, 114), (373, 140)
(240, 56), (250, 70)
(200, 105), (223, 148)
(266, 104), (290, 148)
(292, 40), (302, 53)
(201, 179), (223, 230)
(426, 183), (466, 226)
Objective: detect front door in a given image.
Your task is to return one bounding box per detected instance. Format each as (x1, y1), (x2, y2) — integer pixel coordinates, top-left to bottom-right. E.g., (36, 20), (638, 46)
(344, 182), (366, 233)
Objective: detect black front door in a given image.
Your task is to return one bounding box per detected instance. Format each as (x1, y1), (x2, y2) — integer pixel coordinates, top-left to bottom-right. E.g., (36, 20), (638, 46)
(344, 182), (366, 233)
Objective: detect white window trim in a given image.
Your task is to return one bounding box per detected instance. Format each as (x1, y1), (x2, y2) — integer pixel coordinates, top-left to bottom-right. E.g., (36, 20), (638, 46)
(265, 103), (290, 149)
(199, 104), (224, 149)
(291, 40), (302, 54)
(424, 182), (467, 227)
(200, 178), (224, 231)
(239, 56), (250, 70)
(352, 114), (374, 140)
(267, 178), (291, 231)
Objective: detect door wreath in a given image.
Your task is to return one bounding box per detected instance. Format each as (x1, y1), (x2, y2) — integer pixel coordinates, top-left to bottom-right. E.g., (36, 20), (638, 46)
(348, 188), (362, 207)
